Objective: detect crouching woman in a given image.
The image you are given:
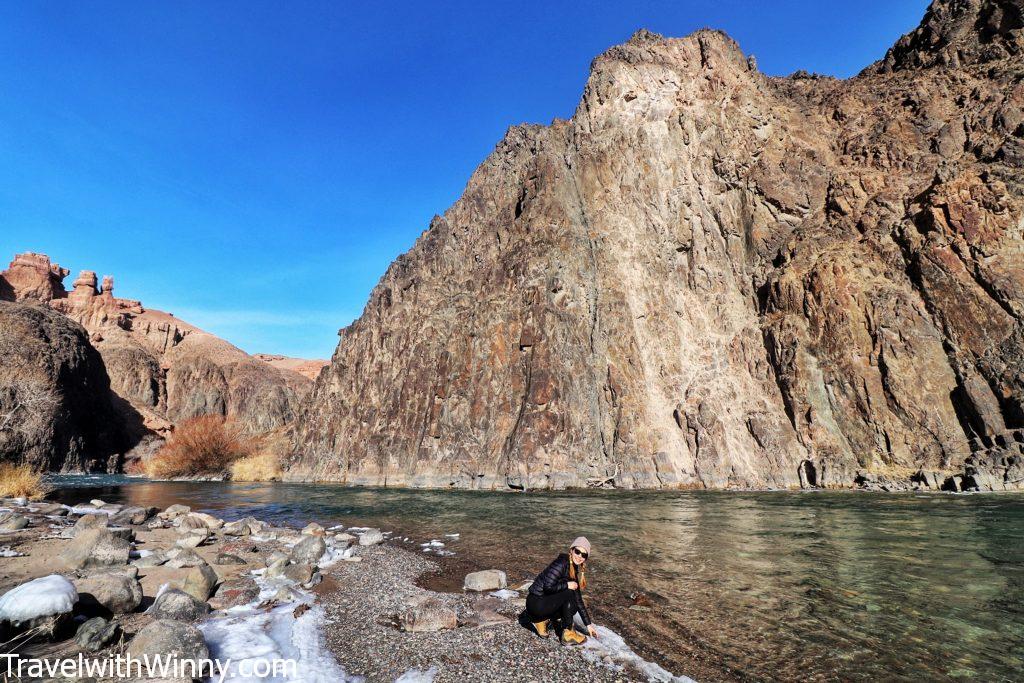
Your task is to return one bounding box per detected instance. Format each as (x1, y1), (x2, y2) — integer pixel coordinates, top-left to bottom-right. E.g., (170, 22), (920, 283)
(524, 536), (599, 645)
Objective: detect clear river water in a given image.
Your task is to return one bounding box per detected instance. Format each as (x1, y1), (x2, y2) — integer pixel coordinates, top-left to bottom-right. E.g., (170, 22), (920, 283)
(47, 476), (1024, 682)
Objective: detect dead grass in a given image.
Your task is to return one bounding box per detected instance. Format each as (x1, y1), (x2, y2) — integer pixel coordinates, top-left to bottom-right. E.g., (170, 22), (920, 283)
(230, 432), (287, 481)
(0, 462), (50, 500)
(144, 415), (251, 479)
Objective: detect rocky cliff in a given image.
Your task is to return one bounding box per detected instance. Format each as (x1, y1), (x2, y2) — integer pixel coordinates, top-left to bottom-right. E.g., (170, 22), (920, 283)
(0, 253), (315, 469)
(290, 0), (1024, 490)
(0, 301), (127, 471)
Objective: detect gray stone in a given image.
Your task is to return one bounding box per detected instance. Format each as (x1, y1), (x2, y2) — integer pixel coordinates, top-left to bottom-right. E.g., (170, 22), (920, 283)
(149, 589), (210, 622)
(221, 520), (250, 536)
(214, 553), (246, 566)
(301, 522), (325, 536)
(73, 514), (108, 536)
(178, 564), (219, 602)
(0, 513), (29, 531)
(175, 527), (210, 548)
(60, 528), (130, 569)
(158, 504), (191, 519)
(358, 529), (384, 546)
(75, 572), (143, 615)
(110, 506), (154, 526)
(164, 548), (206, 568)
(127, 619), (209, 663)
(400, 598), (457, 632)
(464, 569), (507, 591)
(290, 535), (326, 565)
(265, 557), (290, 578)
(176, 515), (208, 533)
(131, 550), (168, 568)
(283, 562), (314, 584)
(75, 616), (119, 652)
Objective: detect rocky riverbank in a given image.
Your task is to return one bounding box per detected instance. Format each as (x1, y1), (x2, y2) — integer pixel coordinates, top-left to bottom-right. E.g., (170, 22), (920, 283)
(0, 497), (692, 682)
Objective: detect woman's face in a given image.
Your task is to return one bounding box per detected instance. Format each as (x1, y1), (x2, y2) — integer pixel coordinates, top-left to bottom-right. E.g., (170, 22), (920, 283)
(570, 546), (588, 565)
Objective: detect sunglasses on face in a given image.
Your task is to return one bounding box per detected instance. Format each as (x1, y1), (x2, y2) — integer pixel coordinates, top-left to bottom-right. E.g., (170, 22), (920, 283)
(572, 547), (589, 560)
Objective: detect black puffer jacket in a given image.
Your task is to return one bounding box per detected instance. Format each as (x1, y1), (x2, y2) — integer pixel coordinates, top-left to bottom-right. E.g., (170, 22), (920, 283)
(528, 553), (592, 625)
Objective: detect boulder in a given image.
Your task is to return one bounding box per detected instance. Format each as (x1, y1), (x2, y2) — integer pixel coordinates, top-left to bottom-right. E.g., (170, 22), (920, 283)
(29, 502), (67, 516)
(266, 550), (289, 566)
(221, 519), (251, 536)
(175, 527), (210, 548)
(176, 515), (208, 532)
(165, 548), (206, 568)
(358, 529), (384, 546)
(400, 598), (457, 632)
(75, 616), (119, 652)
(59, 528), (130, 569)
(178, 564), (219, 602)
(265, 557), (290, 578)
(0, 512), (28, 531)
(283, 562), (314, 584)
(148, 589), (210, 622)
(110, 506), (155, 526)
(75, 572), (143, 615)
(127, 619), (210, 664)
(290, 535), (326, 565)
(208, 578), (259, 611)
(191, 512), (223, 530)
(214, 553), (246, 566)
(464, 570), (507, 591)
(158, 504), (191, 520)
(302, 522), (325, 536)
(131, 550), (168, 568)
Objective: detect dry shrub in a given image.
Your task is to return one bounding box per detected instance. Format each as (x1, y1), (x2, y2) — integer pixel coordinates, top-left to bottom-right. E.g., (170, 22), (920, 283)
(144, 415), (251, 479)
(0, 462), (50, 500)
(230, 433), (287, 482)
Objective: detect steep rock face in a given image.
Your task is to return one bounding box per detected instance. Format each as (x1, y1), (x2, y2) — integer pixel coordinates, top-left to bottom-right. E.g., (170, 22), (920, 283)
(0, 302), (126, 471)
(294, 0), (1024, 489)
(0, 254), (313, 447)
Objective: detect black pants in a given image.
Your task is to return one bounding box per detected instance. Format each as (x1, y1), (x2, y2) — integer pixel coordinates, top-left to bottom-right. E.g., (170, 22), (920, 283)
(526, 590), (577, 630)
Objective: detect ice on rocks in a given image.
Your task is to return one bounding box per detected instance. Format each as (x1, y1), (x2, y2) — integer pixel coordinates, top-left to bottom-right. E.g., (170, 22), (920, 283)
(395, 666), (439, 682)
(581, 624), (696, 683)
(0, 575), (78, 624)
(200, 562), (362, 682)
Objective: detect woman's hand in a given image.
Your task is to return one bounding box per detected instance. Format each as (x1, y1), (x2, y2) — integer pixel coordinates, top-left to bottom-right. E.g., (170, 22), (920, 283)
(588, 624), (598, 638)
(567, 581), (578, 590)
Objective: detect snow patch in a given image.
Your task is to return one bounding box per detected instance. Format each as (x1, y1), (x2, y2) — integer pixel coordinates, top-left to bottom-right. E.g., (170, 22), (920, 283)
(394, 666), (438, 682)
(488, 589), (519, 600)
(0, 575), (77, 624)
(580, 624), (696, 683)
(0, 546), (24, 558)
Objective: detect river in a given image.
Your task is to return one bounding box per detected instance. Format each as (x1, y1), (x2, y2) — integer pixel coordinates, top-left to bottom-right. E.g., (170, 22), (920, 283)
(48, 476), (1024, 681)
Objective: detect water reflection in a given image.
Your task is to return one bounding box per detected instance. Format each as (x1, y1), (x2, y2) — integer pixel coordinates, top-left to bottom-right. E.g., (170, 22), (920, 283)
(48, 477), (1024, 681)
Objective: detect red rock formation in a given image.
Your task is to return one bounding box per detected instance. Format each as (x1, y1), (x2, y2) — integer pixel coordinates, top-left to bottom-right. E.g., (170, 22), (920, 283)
(0, 253), (316, 463)
(253, 354), (329, 381)
(0, 252), (69, 303)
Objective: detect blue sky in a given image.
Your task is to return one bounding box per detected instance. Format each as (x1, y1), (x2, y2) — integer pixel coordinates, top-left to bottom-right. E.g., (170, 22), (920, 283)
(0, 1), (929, 359)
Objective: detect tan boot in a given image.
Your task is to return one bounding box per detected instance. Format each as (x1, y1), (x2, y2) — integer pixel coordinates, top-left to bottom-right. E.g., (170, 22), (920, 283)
(532, 619), (551, 638)
(561, 627), (587, 645)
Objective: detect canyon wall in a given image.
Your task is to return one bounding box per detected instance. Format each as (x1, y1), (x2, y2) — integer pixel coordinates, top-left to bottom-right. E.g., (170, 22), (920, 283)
(0, 253), (317, 470)
(290, 0), (1024, 490)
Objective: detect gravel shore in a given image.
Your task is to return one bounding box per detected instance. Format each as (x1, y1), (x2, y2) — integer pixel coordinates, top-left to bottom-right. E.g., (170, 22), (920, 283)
(319, 544), (646, 682)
